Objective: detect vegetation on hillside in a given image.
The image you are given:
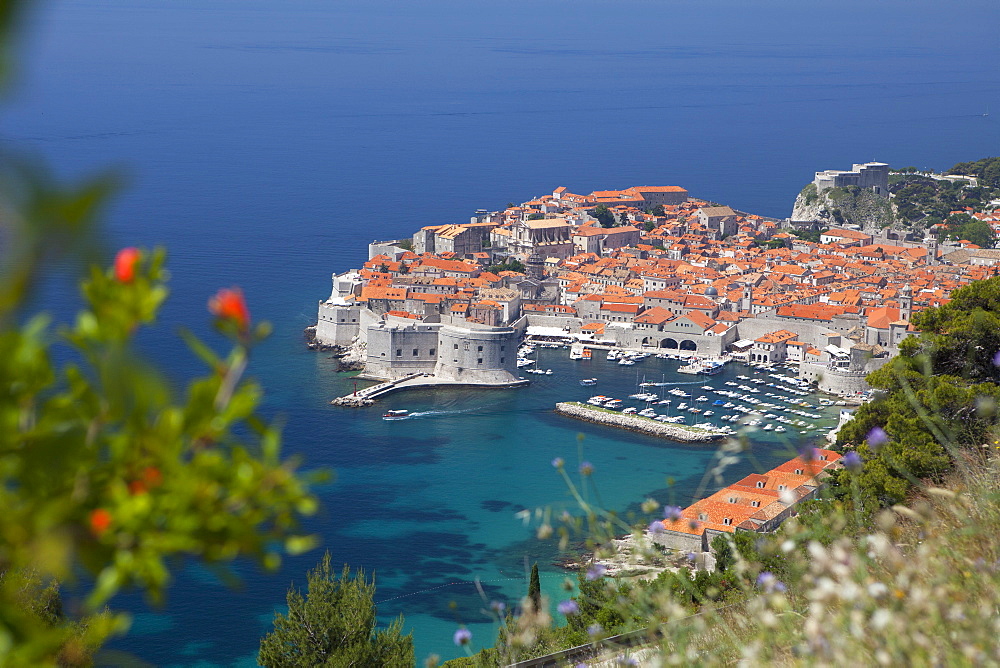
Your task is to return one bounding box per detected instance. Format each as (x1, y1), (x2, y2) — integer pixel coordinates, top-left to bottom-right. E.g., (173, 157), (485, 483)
(938, 212), (996, 248)
(948, 156), (1000, 189)
(891, 158), (1000, 230)
(835, 276), (1000, 508)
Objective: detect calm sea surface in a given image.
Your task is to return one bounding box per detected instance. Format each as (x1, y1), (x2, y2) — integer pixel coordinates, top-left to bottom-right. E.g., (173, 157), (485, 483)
(3, 0), (1000, 663)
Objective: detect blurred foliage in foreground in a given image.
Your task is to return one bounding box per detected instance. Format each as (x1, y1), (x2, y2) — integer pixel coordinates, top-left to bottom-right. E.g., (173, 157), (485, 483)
(0, 7), (321, 663)
(0, 240), (323, 666)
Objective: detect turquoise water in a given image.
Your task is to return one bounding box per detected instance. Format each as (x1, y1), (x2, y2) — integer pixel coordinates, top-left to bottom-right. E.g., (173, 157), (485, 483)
(1, 0), (996, 663)
(280, 350), (839, 662)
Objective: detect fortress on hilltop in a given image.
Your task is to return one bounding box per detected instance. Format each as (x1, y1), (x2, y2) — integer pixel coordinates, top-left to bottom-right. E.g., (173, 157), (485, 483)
(813, 161), (889, 196)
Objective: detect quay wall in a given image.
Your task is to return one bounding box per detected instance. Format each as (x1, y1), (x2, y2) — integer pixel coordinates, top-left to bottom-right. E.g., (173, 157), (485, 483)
(799, 359), (888, 396)
(554, 402), (724, 443)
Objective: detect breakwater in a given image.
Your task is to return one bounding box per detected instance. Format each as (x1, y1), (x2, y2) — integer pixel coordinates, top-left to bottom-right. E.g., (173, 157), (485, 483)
(554, 402), (725, 443)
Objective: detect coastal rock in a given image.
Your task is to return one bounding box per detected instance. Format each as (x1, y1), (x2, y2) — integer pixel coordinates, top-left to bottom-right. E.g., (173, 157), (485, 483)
(791, 183), (893, 229)
(330, 395), (374, 407)
(303, 325), (343, 352)
(554, 402), (725, 443)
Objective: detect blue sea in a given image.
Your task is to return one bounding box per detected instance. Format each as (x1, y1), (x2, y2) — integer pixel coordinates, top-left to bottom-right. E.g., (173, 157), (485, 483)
(2, 0), (999, 664)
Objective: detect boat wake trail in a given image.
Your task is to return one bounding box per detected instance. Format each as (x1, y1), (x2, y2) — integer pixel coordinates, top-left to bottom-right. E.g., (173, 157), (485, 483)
(404, 408), (476, 419)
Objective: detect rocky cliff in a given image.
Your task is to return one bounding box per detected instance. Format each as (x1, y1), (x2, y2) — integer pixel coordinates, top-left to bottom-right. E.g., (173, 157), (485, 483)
(791, 183), (894, 229)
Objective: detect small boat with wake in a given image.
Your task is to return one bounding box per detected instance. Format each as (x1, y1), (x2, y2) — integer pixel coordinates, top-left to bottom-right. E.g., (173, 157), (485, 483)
(383, 409), (410, 420)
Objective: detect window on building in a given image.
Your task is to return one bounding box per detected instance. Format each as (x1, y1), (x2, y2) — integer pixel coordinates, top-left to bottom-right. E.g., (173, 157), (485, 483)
(751, 500), (760, 508)
(429, 348), (435, 356)
(756, 480), (764, 488)
(500, 345), (505, 351)
(477, 358), (483, 364)
(698, 513), (707, 521)
(778, 485), (786, 491)
(723, 518), (731, 526)
(794, 468), (803, 475)
(454, 344), (458, 350)
(396, 349), (402, 356)
(728, 497), (736, 503)
(477, 345), (483, 352)
(500, 357), (504, 364)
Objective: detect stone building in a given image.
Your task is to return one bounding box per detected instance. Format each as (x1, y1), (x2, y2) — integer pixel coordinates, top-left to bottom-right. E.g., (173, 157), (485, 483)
(813, 162), (889, 196)
(364, 319), (520, 383)
(697, 206), (739, 238)
(504, 217), (575, 258)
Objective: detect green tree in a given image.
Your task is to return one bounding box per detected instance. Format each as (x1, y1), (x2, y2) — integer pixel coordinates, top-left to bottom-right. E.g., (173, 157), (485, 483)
(527, 563), (541, 611)
(486, 259), (525, 274)
(259, 552), (413, 667)
(397, 239), (414, 252)
(592, 205), (616, 228)
(836, 277), (1000, 508)
(650, 204), (665, 217)
(527, 212), (545, 220)
(942, 213), (996, 248)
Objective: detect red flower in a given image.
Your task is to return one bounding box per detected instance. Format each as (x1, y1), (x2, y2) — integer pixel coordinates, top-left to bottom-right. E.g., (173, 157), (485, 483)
(208, 288), (250, 332)
(89, 508), (113, 536)
(128, 480), (147, 495)
(114, 247), (141, 283)
(142, 467), (162, 487)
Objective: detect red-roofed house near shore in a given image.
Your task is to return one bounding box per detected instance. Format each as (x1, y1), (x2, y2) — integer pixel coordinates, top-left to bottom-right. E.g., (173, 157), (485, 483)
(651, 450), (842, 553)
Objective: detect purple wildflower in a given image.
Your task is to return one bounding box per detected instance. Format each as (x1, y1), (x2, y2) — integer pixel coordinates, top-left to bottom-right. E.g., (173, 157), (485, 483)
(756, 571), (787, 593)
(490, 600), (506, 614)
(867, 426), (889, 450)
(843, 451), (863, 472)
(587, 623), (604, 637)
(552, 457), (564, 469)
(585, 564), (607, 581)
(649, 520), (665, 534)
(453, 627), (472, 646)
(557, 599), (580, 615)
(664, 505), (683, 521)
(798, 445), (819, 462)
(993, 350), (1000, 367)
(579, 461), (594, 476)
(686, 552), (696, 562)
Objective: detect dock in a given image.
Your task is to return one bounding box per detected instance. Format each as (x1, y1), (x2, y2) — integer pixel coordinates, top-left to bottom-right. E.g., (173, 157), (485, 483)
(554, 402), (726, 443)
(332, 374), (530, 407)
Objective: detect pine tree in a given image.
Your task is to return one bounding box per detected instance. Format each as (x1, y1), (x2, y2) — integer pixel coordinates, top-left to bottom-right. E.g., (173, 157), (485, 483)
(258, 552), (413, 667)
(528, 563), (541, 612)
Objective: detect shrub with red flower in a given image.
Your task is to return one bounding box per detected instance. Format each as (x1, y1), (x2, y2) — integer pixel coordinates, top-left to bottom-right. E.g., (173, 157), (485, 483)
(114, 247), (141, 283)
(209, 287), (250, 332)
